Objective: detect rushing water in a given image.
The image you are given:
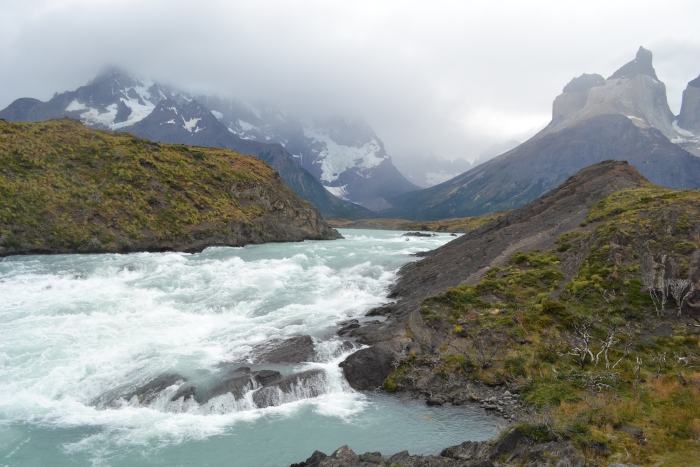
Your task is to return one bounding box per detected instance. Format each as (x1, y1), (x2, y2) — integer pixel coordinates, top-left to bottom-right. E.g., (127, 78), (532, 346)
(0, 229), (503, 467)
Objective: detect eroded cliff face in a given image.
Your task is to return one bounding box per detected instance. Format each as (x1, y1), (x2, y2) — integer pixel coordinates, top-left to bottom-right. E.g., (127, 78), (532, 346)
(548, 71), (676, 140)
(0, 119), (341, 257)
(678, 76), (700, 134)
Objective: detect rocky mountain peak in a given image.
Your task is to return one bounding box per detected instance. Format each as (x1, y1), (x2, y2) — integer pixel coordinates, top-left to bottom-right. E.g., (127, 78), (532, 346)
(678, 73), (700, 135)
(540, 46), (678, 142)
(562, 73), (605, 93)
(688, 74), (700, 88)
(608, 46), (658, 81)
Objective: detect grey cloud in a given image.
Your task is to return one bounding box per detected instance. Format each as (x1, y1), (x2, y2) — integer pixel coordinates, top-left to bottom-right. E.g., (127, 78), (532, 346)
(1, 0), (699, 163)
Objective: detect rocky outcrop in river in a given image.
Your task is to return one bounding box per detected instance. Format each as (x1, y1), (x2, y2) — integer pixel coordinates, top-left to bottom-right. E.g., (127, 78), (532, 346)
(290, 428), (588, 467)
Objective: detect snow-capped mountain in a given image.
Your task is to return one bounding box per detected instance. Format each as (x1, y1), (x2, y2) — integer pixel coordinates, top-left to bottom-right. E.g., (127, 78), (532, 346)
(0, 69), (191, 130)
(0, 69), (417, 212)
(195, 96), (419, 211)
(0, 70), (374, 219)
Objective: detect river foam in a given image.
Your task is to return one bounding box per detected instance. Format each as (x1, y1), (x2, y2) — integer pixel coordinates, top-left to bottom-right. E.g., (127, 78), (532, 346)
(0, 230), (502, 466)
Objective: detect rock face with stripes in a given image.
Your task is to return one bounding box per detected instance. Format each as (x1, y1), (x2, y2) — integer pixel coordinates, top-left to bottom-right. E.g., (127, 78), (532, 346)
(383, 47), (700, 220)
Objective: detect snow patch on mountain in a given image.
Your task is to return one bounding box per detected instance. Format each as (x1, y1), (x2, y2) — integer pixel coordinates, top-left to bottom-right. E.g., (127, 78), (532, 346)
(304, 126), (386, 183)
(426, 171), (462, 186)
(182, 117), (204, 133)
(237, 119), (257, 132)
(324, 185), (350, 200)
(65, 100), (87, 112)
(211, 110), (224, 120)
(112, 98), (157, 130)
(673, 120), (695, 137)
(79, 104), (119, 127)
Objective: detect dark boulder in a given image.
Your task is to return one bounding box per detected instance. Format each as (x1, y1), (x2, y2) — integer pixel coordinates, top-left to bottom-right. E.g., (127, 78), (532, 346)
(337, 320), (360, 336)
(402, 231), (435, 237)
(441, 440), (490, 460)
(171, 367), (256, 403)
(254, 369), (282, 386)
(251, 335), (316, 363)
(100, 373), (186, 408)
(339, 346), (397, 390)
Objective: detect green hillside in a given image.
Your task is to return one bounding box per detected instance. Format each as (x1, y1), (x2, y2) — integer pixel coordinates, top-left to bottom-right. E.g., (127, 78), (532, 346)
(0, 118), (339, 256)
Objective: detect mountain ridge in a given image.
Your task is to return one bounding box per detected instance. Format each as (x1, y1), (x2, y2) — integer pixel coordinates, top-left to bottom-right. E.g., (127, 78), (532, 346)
(383, 47), (700, 220)
(0, 71), (375, 220)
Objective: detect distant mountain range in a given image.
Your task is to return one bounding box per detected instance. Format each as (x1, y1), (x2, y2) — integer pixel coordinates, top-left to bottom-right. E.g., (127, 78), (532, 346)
(383, 47), (700, 219)
(0, 70), (418, 217)
(393, 141), (519, 188)
(3, 47), (700, 222)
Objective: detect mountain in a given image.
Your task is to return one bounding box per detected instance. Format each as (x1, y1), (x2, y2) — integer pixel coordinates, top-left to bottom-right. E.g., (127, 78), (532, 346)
(383, 47), (700, 220)
(677, 74), (700, 155)
(0, 70), (374, 219)
(195, 96), (420, 210)
(471, 139), (520, 167)
(0, 119), (340, 256)
(393, 153), (473, 188)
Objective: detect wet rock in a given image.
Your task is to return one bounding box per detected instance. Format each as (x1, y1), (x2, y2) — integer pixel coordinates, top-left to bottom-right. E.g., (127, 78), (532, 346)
(365, 305), (393, 317)
(173, 367), (255, 403)
(339, 346), (397, 390)
(337, 320), (360, 336)
(402, 231), (436, 237)
(110, 373), (186, 407)
(346, 321), (401, 345)
(426, 396), (445, 406)
(291, 450), (327, 467)
(251, 335), (316, 363)
(253, 370), (326, 408)
(253, 369), (282, 386)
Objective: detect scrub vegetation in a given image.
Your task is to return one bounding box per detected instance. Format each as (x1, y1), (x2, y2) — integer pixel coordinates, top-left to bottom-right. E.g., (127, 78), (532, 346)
(0, 118), (335, 255)
(386, 185), (700, 466)
(326, 211), (507, 233)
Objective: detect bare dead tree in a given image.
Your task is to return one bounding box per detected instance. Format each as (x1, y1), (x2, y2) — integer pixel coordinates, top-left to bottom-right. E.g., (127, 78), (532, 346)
(648, 286), (666, 316)
(634, 357), (643, 393)
(680, 283), (696, 317)
(595, 327), (619, 370)
(601, 288), (616, 304)
(568, 320), (595, 368)
(652, 352), (666, 379)
(667, 279), (691, 317)
(612, 340), (633, 369)
(470, 329), (506, 369)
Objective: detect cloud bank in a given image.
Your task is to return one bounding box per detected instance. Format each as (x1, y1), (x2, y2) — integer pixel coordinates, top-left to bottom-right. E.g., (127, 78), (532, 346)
(1, 0), (699, 162)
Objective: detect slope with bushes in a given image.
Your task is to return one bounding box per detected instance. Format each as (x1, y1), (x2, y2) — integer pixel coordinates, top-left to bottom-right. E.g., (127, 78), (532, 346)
(0, 118), (340, 256)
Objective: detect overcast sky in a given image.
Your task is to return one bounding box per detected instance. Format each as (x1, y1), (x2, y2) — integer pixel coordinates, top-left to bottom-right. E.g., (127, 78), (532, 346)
(1, 0), (700, 162)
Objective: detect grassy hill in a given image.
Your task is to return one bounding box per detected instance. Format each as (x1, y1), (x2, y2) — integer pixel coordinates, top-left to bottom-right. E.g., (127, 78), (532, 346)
(0, 118), (339, 256)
